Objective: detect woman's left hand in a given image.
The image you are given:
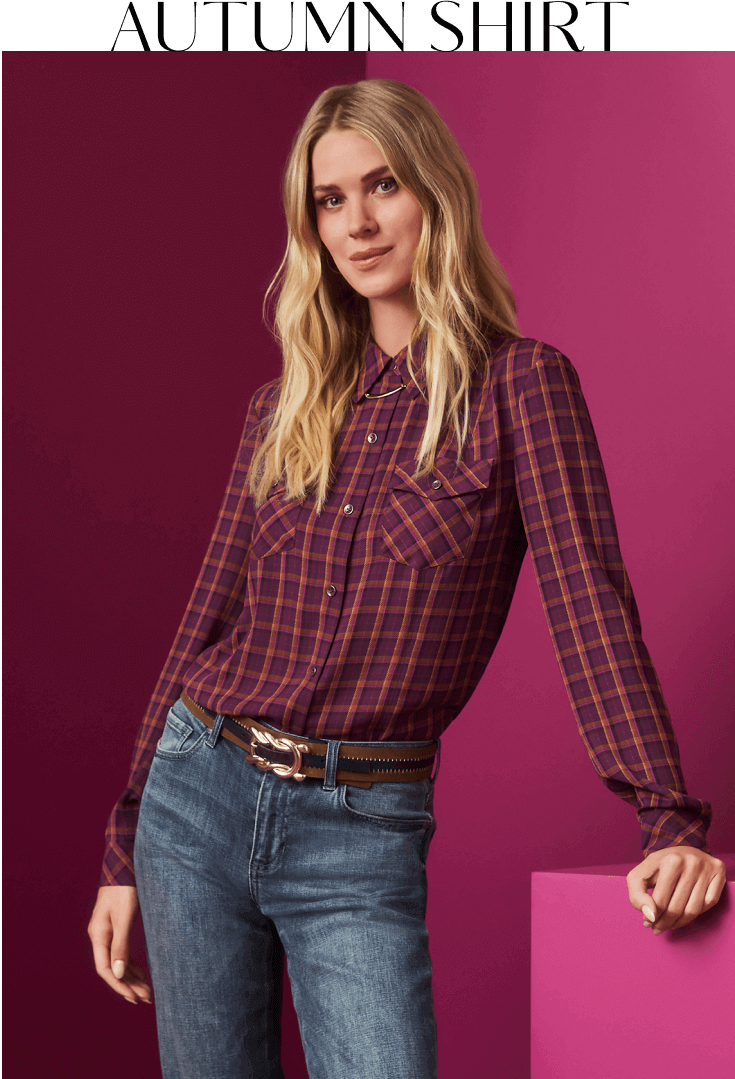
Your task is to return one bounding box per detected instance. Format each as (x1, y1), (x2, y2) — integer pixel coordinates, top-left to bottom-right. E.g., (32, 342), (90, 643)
(626, 846), (726, 934)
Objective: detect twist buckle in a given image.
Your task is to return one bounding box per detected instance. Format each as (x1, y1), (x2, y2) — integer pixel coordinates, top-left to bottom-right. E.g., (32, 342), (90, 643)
(244, 727), (310, 781)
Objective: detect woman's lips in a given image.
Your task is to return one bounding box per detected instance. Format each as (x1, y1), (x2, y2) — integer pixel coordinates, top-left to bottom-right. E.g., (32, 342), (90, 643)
(350, 246), (392, 271)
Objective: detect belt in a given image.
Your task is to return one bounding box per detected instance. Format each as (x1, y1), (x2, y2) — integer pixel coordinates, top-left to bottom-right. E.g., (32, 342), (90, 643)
(180, 691), (437, 788)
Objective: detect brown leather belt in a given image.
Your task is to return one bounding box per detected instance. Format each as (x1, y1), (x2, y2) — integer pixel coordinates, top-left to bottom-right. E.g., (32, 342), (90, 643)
(181, 691), (437, 789)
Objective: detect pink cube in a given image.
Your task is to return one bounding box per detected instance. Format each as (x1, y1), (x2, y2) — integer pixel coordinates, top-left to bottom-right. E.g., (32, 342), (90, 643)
(531, 855), (735, 1077)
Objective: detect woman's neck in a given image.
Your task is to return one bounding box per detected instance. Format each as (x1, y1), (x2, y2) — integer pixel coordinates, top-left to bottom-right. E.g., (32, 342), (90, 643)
(368, 291), (418, 359)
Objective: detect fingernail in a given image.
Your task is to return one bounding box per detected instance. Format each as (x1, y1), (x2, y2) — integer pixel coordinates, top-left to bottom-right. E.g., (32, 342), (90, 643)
(642, 920), (651, 928)
(653, 929), (662, 935)
(112, 960), (125, 979)
(642, 905), (655, 921)
(125, 997), (137, 1004)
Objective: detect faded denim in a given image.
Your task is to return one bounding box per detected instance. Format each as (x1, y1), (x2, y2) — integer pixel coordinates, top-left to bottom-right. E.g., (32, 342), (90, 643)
(135, 696), (439, 1079)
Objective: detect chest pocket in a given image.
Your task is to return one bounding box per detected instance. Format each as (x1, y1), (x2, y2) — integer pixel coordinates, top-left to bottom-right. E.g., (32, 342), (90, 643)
(251, 484), (302, 560)
(381, 457), (495, 570)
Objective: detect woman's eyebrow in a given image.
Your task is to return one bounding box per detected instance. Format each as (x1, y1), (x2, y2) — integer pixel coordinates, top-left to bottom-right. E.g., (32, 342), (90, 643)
(313, 165), (392, 196)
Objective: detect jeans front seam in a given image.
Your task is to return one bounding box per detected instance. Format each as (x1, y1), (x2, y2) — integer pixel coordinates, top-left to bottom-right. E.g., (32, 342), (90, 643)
(248, 771), (268, 906)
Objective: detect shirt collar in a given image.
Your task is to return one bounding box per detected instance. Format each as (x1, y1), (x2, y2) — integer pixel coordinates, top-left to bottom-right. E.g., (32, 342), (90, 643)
(352, 332), (427, 404)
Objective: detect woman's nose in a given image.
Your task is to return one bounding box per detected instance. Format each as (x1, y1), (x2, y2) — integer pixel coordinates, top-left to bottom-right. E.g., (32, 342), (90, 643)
(347, 202), (375, 238)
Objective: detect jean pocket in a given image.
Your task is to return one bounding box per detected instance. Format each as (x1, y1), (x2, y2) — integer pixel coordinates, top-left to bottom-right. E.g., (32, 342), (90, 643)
(381, 457), (495, 570)
(250, 485), (303, 560)
(154, 706), (208, 760)
(340, 779), (434, 832)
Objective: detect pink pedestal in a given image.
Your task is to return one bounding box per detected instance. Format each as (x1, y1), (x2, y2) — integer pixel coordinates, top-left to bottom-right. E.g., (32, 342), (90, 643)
(531, 855), (735, 1078)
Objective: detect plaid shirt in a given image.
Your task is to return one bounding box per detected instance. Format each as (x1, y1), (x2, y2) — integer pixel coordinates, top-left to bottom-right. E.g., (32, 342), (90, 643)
(102, 335), (711, 886)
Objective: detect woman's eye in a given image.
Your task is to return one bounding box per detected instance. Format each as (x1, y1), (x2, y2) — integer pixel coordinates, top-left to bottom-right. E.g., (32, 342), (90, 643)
(376, 178), (396, 194)
(317, 176), (392, 208)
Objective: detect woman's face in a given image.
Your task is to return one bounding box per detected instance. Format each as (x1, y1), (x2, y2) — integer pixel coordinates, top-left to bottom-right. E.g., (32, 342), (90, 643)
(311, 129), (423, 305)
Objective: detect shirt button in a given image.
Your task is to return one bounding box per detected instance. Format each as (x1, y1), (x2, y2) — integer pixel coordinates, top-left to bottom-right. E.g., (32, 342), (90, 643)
(343, 504), (354, 515)
(431, 479), (442, 490)
(310, 666), (317, 676)
(367, 432), (378, 444)
(326, 585), (336, 597)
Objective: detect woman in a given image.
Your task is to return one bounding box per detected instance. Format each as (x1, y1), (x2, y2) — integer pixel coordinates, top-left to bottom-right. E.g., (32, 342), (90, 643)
(88, 79), (725, 1079)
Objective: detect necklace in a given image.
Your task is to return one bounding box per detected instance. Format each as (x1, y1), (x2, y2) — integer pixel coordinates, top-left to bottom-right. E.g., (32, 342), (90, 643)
(364, 383), (406, 399)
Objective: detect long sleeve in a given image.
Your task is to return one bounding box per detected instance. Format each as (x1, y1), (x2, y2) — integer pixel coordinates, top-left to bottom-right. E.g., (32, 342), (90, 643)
(513, 347), (711, 855)
(100, 384), (273, 886)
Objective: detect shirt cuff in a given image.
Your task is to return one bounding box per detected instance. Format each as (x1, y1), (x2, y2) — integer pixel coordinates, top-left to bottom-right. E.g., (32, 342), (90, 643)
(640, 804), (712, 857)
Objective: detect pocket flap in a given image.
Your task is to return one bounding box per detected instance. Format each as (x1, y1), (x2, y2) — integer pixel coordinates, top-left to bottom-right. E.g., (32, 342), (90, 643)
(389, 457), (495, 501)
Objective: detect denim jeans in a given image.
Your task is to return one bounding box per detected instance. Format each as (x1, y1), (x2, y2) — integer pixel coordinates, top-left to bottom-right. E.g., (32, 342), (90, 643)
(135, 697), (440, 1079)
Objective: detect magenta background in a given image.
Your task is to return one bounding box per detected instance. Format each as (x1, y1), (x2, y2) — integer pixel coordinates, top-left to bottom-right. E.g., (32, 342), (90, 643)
(4, 52), (734, 1078)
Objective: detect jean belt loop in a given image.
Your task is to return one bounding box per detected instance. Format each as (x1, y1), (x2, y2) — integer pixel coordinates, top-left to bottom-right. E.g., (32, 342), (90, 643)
(323, 740), (341, 791)
(430, 739), (442, 783)
(206, 713), (225, 749)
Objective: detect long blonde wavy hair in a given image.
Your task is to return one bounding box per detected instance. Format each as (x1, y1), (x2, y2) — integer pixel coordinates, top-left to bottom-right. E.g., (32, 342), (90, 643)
(251, 79), (521, 510)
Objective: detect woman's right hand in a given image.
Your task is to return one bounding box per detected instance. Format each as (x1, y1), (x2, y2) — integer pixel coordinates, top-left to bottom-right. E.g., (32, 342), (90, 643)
(88, 885), (153, 1004)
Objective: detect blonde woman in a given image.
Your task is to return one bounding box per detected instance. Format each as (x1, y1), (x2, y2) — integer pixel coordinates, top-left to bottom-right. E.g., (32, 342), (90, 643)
(88, 80), (725, 1079)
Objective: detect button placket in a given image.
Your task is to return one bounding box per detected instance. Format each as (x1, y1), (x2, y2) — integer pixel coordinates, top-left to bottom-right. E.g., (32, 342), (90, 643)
(301, 387), (405, 703)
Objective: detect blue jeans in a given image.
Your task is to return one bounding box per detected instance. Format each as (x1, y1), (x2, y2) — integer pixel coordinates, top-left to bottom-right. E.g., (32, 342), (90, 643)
(135, 697), (440, 1079)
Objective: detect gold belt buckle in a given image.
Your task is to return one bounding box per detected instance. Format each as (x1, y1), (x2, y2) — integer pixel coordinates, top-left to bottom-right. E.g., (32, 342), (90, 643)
(244, 727), (309, 781)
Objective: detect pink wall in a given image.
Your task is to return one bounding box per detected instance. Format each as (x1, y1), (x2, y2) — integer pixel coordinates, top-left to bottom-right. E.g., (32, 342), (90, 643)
(367, 52), (735, 1077)
(4, 51), (734, 1079)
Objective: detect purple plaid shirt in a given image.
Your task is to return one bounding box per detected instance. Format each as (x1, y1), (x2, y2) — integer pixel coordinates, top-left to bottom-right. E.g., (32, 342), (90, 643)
(102, 335), (711, 886)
